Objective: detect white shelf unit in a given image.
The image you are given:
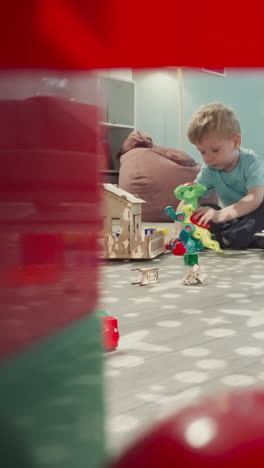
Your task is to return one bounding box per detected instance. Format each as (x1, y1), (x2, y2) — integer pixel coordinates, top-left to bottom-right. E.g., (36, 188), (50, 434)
(101, 122), (134, 129)
(99, 76), (135, 182)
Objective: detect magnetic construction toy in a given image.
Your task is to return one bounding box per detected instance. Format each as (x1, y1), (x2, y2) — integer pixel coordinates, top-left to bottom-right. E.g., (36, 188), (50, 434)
(165, 182), (223, 285)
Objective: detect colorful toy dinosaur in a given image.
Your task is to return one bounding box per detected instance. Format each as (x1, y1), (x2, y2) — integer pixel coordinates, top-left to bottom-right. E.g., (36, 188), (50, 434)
(165, 183), (223, 253)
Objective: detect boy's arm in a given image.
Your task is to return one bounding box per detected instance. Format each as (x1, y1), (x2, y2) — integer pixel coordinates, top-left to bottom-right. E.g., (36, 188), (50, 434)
(217, 186), (264, 222)
(193, 186), (264, 225)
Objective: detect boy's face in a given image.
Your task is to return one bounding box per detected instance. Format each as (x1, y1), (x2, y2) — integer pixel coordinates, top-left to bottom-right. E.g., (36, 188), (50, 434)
(195, 133), (241, 172)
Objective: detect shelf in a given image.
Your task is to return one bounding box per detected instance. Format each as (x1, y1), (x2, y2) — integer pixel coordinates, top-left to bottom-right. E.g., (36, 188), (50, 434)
(99, 76), (134, 126)
(100, 169), (119, 184)
(101, 122), (134, 129)
(101, 169), (119, 174)
(99, 76), (135, 180)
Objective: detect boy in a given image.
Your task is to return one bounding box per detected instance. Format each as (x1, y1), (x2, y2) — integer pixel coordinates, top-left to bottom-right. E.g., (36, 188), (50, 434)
(188, 102), (264, 249)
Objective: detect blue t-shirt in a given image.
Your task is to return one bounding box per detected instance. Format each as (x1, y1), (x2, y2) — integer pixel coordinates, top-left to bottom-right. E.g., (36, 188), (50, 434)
(194, 147), (264, 207)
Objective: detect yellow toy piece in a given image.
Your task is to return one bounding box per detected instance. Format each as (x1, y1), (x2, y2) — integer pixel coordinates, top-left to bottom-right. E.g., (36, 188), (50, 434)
(181, 204), (223, 253)
(145, 226), (170, 235)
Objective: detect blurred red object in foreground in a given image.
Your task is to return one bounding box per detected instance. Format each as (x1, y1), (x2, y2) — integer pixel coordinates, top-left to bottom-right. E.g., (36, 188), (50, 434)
(110, 389), (264, 467)
(0, 86), (101, 360)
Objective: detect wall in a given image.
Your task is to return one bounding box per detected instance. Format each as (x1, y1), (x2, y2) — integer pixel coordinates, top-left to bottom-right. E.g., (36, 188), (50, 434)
(0, 69), (99, 104)
(6, 68), (264, 164)
(133, 69), (180, 148)
(182, 68), (264, 162)
(134, 67), (264, 163)
(101, 69), (133, 81)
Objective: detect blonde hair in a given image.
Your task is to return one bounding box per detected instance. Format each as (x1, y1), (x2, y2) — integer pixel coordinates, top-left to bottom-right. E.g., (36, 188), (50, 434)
(187, 102), (241, 144)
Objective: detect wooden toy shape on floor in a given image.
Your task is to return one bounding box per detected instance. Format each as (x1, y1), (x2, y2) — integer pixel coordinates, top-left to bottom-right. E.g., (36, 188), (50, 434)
(103, 184), (165, 259)
(182, 264), (207, 286)
(131, 267), (159, 286)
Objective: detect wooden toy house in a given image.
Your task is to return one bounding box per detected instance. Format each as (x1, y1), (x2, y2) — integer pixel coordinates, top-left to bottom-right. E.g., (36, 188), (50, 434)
(103, 184), (165, 259)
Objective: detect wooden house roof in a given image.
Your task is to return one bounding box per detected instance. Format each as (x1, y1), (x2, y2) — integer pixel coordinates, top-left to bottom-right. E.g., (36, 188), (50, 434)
(103, 184), (145, 204)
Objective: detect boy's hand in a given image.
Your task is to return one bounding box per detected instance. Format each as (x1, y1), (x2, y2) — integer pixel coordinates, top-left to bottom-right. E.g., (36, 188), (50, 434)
(192, 207), (220, 227)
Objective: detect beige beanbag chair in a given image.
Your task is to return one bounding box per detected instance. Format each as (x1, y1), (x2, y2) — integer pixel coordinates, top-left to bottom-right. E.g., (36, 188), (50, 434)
(118, 131), (216, 222)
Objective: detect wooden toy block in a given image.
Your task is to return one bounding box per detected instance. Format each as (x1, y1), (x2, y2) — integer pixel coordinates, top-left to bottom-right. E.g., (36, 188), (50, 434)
(181, 264), (207, 286)
(131, 267), (159, 286)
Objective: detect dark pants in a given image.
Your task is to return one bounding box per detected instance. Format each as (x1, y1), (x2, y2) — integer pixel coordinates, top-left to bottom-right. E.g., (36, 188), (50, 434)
(201, 202), (264, 249)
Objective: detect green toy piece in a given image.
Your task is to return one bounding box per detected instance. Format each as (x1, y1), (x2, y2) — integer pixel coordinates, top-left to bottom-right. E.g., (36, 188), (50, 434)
(174, 183), (207, 210)
(184, 253), (199, 266)
(193, 238), (205, 251)
(164, 206), (186, 223)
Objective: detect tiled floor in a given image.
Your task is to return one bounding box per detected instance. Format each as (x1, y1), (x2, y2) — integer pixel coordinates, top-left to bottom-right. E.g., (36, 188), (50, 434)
(99, 224), (264, 458)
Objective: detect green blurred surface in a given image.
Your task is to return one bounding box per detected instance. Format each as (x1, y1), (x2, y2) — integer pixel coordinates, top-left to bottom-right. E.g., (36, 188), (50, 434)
(0, 313), (105, 468)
